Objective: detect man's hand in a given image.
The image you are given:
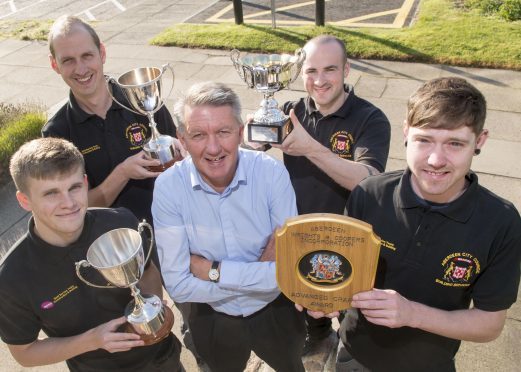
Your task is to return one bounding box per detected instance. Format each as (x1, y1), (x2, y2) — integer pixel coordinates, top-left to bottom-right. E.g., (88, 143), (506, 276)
(190, 254), (212, 280)
(272, 109), (319, 156)
(259, 233), (276, 262)
(89, 317), (144, 353)
(294, 304), (340, 319)
(119, 151), (162, 180)
(351, 288), (415, 329)
(172, 138), (188, 158)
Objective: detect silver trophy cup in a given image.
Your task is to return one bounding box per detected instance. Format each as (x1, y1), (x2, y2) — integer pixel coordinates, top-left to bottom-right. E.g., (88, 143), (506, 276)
(75, 221), (174, 345)
(231, 49), (305, 144)
(107, 64), (180, 171)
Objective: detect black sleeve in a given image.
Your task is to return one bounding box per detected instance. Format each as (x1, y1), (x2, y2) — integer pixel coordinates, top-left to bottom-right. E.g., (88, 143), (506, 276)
(352, 109), (391, 173)
(155, 106), (177, 138)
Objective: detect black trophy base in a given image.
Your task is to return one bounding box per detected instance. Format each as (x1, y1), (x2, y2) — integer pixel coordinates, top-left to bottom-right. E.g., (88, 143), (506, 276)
(248, 117), (293, 144)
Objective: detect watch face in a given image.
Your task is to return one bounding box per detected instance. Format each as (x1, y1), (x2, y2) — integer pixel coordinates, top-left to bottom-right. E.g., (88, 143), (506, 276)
(209, 269), (219, 281)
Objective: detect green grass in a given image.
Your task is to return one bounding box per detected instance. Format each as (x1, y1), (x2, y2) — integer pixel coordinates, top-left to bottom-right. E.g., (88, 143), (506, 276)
(0, 104), (47, 184)
(151, 0), (521, 70)
(0, 19), (51, 41)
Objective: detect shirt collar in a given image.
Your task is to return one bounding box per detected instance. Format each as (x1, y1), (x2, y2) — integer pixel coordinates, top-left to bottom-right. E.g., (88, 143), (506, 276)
(68, 79), (125, 124)
(27, 211), (94, 264)
(397, 168), (478, 222)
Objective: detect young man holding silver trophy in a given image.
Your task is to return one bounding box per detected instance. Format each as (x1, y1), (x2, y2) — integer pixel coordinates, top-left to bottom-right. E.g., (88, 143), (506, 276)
(0, 137), (182, 371)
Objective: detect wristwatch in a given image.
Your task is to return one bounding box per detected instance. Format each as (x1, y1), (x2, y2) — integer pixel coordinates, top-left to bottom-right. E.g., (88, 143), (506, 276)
(209, 261), (220, 282)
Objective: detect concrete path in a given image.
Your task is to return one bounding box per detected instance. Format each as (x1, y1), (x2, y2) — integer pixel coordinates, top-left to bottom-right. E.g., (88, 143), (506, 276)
(0, 0), (520, 371)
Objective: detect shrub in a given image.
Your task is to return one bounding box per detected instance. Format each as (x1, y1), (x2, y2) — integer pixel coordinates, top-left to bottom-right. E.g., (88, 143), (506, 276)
(464, 0), (521, 20)
(500, 0), (521, 20)
(0, 104), (46, 183)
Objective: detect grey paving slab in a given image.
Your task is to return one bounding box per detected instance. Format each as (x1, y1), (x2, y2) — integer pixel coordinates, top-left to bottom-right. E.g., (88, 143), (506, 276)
(8, 84), (68, 109)
(354, 60), (442, 81)
(486, 110), (521, 142)
(473, 83), (521, 113)
(0, 39), (31, 58)
(381, 77), (423, 100)
(353, 74), (387, 98)
(440, 65), (521, 89)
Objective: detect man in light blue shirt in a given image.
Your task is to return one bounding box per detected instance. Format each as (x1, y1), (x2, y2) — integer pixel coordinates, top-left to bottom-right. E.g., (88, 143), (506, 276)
(152, 82), (305, 371)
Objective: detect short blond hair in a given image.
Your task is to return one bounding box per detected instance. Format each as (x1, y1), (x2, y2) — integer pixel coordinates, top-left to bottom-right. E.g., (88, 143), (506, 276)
(48, 15), (100, 57)
(10, 138), (85, 194)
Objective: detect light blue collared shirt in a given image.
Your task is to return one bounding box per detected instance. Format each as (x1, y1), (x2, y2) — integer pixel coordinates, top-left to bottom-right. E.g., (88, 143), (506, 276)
(152, 148), (297, 316)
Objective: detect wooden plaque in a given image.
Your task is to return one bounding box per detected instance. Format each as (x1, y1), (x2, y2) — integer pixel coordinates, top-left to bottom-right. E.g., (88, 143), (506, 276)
(276, 213), (381, 312)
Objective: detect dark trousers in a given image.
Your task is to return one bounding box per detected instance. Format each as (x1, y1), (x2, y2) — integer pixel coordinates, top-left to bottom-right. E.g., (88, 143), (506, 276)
(189, 294), (306, 372)
(306, 313), (332, 340)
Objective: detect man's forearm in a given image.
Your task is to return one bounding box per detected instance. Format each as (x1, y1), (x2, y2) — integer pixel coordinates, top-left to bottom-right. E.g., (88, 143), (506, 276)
(87, 164), (129, 207)
(409, 303), (506, 342)
(8, 332), (97, 367)
(306, 143), (378, 191)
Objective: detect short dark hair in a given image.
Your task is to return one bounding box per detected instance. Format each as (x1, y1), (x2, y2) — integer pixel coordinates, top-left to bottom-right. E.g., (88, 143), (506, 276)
(407, 77), (487, 135)
(304, 35), (348, 65)
(10, 137), (85, 194)
(48, 15), (101, 57)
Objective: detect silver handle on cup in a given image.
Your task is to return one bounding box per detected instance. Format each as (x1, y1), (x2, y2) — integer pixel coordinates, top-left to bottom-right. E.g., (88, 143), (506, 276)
(75, 260), (116, 289)
(105, 76), (144, 116)
(160, 63), (175, 111)
(289, 48), (306, 84)
(137, 220), (155, 266)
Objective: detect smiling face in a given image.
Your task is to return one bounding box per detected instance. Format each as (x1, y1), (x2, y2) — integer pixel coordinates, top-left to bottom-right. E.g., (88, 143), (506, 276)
(179, 104), (243, 193)
(16, 167), (88, 247)
(405, 124), (488, 203)
(49, 26), (107, 103)
(302, 40), (349, 115)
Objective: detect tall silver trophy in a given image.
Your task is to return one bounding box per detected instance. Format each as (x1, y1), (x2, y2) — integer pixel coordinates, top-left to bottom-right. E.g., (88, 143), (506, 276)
(75, 221), (174, 345)
(107, 64), (180, 171)
(231, 49), (305, 144)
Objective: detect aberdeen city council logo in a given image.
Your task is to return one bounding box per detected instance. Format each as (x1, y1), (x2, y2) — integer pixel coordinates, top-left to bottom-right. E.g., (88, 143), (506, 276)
(126, 123), (148, 147)
(436, 252), (481, 287)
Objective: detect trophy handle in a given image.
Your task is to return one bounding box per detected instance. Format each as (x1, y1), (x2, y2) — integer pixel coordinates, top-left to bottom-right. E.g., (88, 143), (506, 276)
(106, 77), (145, 116)
(289, 48), (306, 84)
(138, 220), (155, 266)
(75, 260), (115, 289)
(159, 63), (175, 111)
(230, 49), (245, 81)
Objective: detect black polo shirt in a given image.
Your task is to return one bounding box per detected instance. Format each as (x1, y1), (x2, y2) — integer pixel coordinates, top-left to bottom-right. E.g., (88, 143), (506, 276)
(341, 169), (521, 372)
(282, 85), (390, 215)
(0, 208), (180, 371)
(42, 81), (176, 224)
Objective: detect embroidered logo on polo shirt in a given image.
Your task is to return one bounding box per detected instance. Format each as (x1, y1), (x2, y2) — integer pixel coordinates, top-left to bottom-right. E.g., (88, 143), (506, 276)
(435, 253), (481, 287)
(126, 123), (148, 147)
(330, 130), (353, 159)
(40, 284), (78, 310)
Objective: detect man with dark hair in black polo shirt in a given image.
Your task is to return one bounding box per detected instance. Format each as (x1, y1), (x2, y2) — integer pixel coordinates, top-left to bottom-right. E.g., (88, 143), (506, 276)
(305, 77), (521, 371)
(273, 35), (391, 354)
(42, 15), (178, 227)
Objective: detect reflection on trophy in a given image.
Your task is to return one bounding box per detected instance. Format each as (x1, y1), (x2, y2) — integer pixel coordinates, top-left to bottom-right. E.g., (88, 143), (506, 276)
(231, 49), (305, 144)
(75, 221), (174, 345)
(107, 64), (180, 171)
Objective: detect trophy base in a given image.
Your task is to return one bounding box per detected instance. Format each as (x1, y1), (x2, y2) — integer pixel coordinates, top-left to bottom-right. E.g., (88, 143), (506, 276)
(122, 305), (175, 346)
(146, 152), (183, 172)
(248, 117), (293, 144)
